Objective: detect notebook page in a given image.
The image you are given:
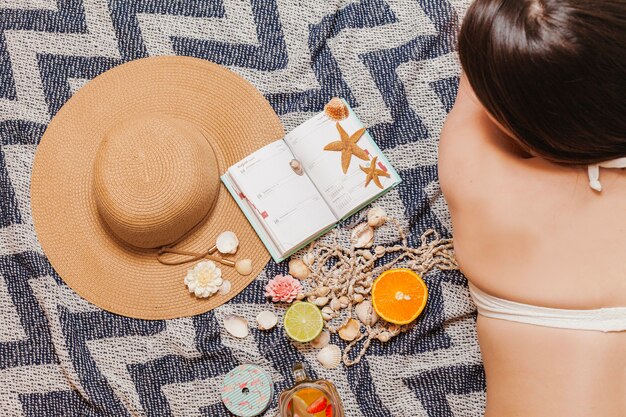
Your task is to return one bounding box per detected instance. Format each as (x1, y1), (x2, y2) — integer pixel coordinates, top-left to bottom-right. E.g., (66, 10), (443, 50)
(227, 140), (336, 255)
(284, 109), (397, 219)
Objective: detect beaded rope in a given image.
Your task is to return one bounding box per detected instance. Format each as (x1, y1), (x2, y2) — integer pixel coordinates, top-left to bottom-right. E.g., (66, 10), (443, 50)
(297, 216), (458, 366)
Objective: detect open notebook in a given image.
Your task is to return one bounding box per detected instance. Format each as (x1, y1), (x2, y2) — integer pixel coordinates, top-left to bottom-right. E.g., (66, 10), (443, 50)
(221, 100), (401, 262)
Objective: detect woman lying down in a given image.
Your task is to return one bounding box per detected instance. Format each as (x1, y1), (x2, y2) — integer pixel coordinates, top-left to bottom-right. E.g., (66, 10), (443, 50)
(439, 1), (625, 416)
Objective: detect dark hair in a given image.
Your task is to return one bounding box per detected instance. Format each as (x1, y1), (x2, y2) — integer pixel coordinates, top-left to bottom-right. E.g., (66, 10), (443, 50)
(458, 0), (626, 164)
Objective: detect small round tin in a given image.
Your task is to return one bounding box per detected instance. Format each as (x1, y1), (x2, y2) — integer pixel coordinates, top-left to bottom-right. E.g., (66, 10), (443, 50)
(221, 364), (273, 417)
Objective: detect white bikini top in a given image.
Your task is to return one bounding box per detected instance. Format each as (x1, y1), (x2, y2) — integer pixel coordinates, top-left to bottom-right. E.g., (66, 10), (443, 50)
(468, 284), (626, 332)
(467, 158), (626, 332)
(587, 156), (626, 191)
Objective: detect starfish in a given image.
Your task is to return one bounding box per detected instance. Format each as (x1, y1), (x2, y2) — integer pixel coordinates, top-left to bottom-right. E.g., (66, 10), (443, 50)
(360, 156), (390, 188)
(323, 123), (369, 173)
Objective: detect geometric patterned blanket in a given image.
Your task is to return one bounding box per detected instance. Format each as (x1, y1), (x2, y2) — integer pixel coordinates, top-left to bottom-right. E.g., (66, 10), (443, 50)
(0, 0), (485, 415)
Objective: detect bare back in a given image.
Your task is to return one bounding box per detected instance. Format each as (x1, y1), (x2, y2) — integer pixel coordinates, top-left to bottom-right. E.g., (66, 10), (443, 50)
(438, 76), (626, 416)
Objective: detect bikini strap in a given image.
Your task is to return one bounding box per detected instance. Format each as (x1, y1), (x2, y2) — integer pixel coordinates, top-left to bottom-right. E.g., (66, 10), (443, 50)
(587, 157), (626, 192)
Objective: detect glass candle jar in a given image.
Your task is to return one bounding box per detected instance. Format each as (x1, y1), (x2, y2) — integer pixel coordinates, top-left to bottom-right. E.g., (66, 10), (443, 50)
(278, 363), (344, 417)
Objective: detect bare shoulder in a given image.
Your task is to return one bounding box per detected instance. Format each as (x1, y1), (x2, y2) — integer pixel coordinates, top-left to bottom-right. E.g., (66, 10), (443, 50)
(438, 76), (626, 307)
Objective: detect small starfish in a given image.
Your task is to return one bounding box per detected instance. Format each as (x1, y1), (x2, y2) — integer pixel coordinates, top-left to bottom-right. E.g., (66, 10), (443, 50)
(323, 123), (369, 173)
(360, 156), (390, 188)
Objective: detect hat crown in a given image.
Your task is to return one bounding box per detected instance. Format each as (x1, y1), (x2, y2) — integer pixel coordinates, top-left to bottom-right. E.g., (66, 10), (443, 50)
(93, 115), (220, 249)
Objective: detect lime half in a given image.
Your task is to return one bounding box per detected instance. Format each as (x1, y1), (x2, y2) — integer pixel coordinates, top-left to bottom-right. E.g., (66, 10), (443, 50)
(284, 302), (324, 342)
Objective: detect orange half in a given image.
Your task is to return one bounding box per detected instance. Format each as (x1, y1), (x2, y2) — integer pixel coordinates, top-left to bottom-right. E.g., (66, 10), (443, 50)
(371, 268), (428, 325)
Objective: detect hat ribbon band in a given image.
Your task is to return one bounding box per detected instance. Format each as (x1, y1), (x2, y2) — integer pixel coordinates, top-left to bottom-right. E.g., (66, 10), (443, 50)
(157, 246), (235, 267)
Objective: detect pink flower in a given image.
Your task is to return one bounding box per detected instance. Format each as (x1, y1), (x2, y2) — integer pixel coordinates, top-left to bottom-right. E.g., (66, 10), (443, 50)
(265, 274), (302, 303)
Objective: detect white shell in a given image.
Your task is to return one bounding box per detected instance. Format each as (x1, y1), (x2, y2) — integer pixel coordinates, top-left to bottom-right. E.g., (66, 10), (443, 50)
(223, 315), (249, 338)
(316, 286), (331, 297)
(311, 331), (330, 349)
(235, 259), (253, 276)
(376, 331), (391, 343)
(351, 223), (374, 248)
(288, 259), (310, 280)
(302, 252), (315, 266)
(216, 231), (239, 254)
(338, 318), (360, 341)
(353, 294), (364, 303)
(321, 306), (334, 321)
(218, 280), (232, 295)
(355, 300), (378, 326)
(256, 310), (278, 330)
(339, 296), (350, 308)
(367, 207), (387, 227)
(374, 245), (386, 255)
(313, 296), (329, 307)
(329, 298), (341, 311)
(317, 345), (341, 369)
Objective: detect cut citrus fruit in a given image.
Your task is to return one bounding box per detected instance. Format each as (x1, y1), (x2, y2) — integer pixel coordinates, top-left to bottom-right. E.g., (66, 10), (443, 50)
(284, 302), (324, 342)
(371, 268), (428, 325)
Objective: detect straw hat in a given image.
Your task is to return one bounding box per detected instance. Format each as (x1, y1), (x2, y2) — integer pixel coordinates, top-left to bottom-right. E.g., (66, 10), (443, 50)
(31, 56), (284, 320)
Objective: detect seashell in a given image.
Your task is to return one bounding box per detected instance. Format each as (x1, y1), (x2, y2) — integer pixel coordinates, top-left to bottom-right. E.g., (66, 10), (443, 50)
(216, 231), (239, 254)
(218, 280), (232, 295)
(311, 331), (330, 349)
(329, 298), (341, 311)
(302, 252), (314, 266)
(307, 295), (316, 303)
(351, 223), (374, 248)
(256, 310), (278, 330)
(289, 159), (304, 176)
(338, 318), (360, 342)
(374, 245), (385, 256)
(316, 286), (331, 297)
(355, 300), (378, 326)
(361, 250), (373, 261)
(367, 207), (387, 228)
(235, 259), (253, 276)
(354, 286), (369, 295)
(353, 294), (364, 303)
(296, 292), (306, 301)
(314, 296), (329, 307)
(288, 259), (310, 280)
(324, 97), (349, 121)
(321, 306), (334, 321)
(317, 344), (342, 369)
(376, 331), (391, 343)
(339, 296), (349, 308)
(223, 315), (248, 338)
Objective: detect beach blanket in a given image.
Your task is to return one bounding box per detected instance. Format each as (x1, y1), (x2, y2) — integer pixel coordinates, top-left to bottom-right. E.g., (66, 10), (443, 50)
(0, 0), (485, 415)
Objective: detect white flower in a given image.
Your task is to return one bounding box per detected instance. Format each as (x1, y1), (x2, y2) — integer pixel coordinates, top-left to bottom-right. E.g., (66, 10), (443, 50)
(184, 261), (223, 298)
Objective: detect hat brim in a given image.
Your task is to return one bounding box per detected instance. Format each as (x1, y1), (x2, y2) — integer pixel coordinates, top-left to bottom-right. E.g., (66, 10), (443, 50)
(31, 56), (284, 320)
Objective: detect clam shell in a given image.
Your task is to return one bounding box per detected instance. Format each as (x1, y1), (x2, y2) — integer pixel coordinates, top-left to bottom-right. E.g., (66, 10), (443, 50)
(216, 231), (239, 254)
(235, 259), (253, 276)
(316, 286), (331, 297)
(311, 331), (330, 349)
(351, 223), (374, 248)
(338, 318), (360, 342)
(313, 296), (329, 307)
(324, 97), (349, 121)
(223, 315), (248, 338)
(377, 331), (391, 343)
(367, 207), (387, 228)
(317, 344), (342, 369)
(218, 280), (232, 295)
(256, 310), (278, 330)
(339, 296), (349, 308)
(355, 300), (378, 326)
(288, 259), (310, 280)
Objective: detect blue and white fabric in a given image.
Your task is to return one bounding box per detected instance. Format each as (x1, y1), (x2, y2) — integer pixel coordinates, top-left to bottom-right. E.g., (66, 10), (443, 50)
(0, 0), (485, 415)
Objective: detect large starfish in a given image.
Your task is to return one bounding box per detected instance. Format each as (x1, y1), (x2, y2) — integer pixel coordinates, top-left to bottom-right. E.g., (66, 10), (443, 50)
(323, 123), (369, 173)
(360, 156), (390, 188)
